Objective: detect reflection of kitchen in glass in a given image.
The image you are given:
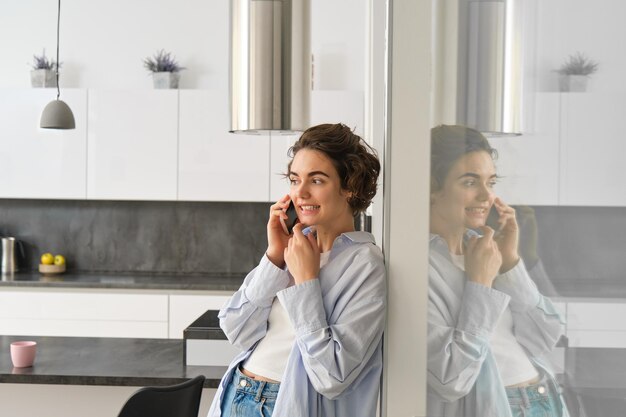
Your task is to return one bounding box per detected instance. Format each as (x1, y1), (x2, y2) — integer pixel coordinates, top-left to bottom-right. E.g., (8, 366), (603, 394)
(433, 1), (626, 416)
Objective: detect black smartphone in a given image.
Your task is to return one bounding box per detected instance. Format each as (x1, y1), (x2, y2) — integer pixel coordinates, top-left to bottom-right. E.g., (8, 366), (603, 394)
(280, 200), (299, 235)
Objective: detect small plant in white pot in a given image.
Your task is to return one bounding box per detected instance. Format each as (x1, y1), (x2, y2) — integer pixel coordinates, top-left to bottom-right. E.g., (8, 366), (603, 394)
(29, 49), (60, 88)
(143, 49), (186, 89)
(557, 52), (599, 92)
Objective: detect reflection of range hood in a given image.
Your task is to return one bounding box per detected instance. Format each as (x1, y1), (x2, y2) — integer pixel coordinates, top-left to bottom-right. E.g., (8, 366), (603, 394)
(456, 0), (523, 136)
(230, 0), (310, 134)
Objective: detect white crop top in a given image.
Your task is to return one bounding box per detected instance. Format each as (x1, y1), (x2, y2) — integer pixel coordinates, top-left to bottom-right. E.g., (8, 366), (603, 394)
(449, 252), (540, 386)
(243, 251), (331, 381)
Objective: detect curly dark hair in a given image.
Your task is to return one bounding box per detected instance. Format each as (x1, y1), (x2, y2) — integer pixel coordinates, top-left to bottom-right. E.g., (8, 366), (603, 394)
(430, 124), (497, 192)
(287, 123), (380, 214)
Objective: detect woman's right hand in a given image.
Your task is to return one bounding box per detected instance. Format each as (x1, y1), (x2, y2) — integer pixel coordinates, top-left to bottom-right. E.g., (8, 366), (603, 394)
(266, 194), (292, 267)
(465, 226), (503, 287)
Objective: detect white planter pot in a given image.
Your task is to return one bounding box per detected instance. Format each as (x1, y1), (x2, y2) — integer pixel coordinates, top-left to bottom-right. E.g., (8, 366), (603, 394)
(152, 72), (180, 89)
(30, 69), (57, 88)
(559, 74), (588, 92)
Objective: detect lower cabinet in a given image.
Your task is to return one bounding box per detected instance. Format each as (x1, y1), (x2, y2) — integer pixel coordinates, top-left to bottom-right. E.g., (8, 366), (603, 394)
(0, 289), (233, 339)
(566, 301), (626, 348)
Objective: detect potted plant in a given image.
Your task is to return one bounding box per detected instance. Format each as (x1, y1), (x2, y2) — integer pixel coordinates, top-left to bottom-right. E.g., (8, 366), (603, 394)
(556, 52), (599, 92)
(143, 49), (186, 89)
(29, 49), (59, 88)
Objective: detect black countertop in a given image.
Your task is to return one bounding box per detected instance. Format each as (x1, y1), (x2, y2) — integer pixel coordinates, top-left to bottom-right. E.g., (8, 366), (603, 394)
(0, 335), (227, 388)
(0, 271), (244, 291)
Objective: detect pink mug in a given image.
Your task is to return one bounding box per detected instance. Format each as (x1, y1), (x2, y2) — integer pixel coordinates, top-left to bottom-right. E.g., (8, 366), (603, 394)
(10, 341), (37, 368)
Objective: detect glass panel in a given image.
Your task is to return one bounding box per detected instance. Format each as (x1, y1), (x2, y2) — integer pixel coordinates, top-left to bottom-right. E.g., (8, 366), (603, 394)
(428, 1), (626, 416)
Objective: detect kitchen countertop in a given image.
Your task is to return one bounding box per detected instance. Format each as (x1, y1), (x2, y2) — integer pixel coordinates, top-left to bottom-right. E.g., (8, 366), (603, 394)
(0, 271), (244, 291)
(0, 335), (227, 388)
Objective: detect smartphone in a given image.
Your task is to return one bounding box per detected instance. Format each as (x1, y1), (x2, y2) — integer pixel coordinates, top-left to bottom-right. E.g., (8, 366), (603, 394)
(280, 201), (299, 235)
(464, 206), (501, 244)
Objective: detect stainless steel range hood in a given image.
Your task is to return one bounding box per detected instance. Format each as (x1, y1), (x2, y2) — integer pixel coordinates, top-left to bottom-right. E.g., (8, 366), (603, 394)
(439, 0), (524, 136)
(230, 0), (310, 133)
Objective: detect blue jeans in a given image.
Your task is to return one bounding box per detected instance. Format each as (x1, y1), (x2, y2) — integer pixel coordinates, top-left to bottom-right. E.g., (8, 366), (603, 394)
(506, 372), (564, 417)
(220, 367), (280, 417)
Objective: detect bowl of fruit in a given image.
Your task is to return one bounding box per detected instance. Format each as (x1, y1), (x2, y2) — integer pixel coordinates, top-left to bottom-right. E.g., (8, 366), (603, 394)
(39, 252), (66, 275)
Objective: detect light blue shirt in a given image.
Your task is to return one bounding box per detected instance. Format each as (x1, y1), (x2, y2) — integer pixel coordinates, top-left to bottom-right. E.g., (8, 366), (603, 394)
(208, 231), (386, 417)
(427, 234), (569, 417)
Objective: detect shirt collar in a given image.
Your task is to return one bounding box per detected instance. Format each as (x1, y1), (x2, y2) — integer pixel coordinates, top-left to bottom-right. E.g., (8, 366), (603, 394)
(302, 227), (376, 246)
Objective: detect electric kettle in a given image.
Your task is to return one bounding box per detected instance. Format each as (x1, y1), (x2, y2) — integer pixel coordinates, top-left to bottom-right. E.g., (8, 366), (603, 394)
(1, 237), (21, 274)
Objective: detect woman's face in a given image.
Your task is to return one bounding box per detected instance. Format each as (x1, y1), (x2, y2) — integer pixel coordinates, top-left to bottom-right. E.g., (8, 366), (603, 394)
(288, 149), (352, 230)
(431, 151), (497, 233)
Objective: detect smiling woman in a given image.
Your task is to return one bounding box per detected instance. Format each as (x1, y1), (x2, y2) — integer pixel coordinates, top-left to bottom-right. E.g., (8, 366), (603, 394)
(208, 123), (385, 417)
(427, 125), (568, 417)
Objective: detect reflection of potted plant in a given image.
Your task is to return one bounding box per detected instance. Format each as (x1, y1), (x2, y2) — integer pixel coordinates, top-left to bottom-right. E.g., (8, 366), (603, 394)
(29, 49), (59, 88)
(557, 52), (599, 92)
(143, 49), (186, 89)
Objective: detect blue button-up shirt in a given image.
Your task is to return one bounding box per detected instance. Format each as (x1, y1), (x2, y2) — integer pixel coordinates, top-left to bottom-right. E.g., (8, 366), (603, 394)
(427, 234), (569, 417)
(208, 231), (386, 417)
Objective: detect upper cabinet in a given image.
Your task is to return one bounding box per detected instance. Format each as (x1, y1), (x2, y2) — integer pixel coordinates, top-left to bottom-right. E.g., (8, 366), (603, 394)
(87, 90), (178, 200)
(178, 90), (270, 202)
(0, 89), (88, 199)
(495, 92), (626, 207)
(559, 92), (626, 206)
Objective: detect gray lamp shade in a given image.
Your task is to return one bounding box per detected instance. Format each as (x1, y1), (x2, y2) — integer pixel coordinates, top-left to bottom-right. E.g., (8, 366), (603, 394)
(40, 99), (76, 129)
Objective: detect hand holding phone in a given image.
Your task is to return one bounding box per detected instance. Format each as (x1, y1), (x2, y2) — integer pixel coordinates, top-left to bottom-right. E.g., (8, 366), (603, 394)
(279, 200), (299, 235)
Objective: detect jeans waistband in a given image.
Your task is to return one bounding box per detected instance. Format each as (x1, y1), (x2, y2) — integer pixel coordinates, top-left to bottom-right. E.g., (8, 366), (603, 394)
(234, 367), (280, 400)
(505, 371), (555, 401)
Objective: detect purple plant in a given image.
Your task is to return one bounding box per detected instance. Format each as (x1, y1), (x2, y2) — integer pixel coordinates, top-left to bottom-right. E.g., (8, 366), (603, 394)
(143, 49), (186, 73)
(557, 52), (599, 76)
(30, 49), (60, 70)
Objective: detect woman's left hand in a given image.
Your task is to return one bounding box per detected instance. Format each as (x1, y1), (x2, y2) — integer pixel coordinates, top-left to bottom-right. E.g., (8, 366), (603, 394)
(284, 223), (320, 285)
(492, 197), (520, 273)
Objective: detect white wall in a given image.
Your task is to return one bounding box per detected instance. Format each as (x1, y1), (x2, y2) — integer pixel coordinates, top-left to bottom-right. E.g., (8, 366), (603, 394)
(534, 0), (626, 93)
(1, 0), (365, 92)
(1, 0), (229, 89)
(382, 0), (432, 415)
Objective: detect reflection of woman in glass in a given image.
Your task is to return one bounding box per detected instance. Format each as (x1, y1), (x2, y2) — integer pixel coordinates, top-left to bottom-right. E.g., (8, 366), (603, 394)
(208, 123), (386, 417)
(427, 125), (568, 417)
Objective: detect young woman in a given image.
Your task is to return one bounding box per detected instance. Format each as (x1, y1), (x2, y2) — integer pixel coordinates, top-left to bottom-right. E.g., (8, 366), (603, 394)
(427, 125), (569, 417)
(208, 123), (386, 417)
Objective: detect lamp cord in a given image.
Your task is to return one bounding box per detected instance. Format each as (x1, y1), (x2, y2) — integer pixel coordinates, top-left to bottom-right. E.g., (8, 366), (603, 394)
(55, 0), (61, 101)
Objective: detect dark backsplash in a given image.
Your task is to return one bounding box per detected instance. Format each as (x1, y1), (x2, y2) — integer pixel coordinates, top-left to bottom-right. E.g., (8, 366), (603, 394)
(528, 206), (626, 296)
(0, 199), (270, 274)
(533, 206), (626, 282)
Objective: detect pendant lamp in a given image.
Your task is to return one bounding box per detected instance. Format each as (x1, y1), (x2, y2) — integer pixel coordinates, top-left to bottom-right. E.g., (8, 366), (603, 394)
(40, 0), (75, 130)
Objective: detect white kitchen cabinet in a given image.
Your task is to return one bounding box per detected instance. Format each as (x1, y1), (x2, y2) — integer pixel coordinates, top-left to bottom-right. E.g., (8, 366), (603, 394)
(168, 293), (232, 339)
(566, 301), (626, 347)
(0, 288), (235, 339)
(269, 133), (300, 202)
(559, 92), (626, 206)
(178, 90), (270, 202)
(87, 90), (178, 200)
(491, 93), (560, 206)
(0, 89), (88, 199)
(0, 290), (168, 338)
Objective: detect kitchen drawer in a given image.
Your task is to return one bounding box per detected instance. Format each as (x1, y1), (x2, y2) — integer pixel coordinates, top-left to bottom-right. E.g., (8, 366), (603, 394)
(566, 302), (626, 331)
(0, 291), (168, 321)
(567, 330), (626, 348)
(0, 291), (168, 338)
(0, 318), (167, 338)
